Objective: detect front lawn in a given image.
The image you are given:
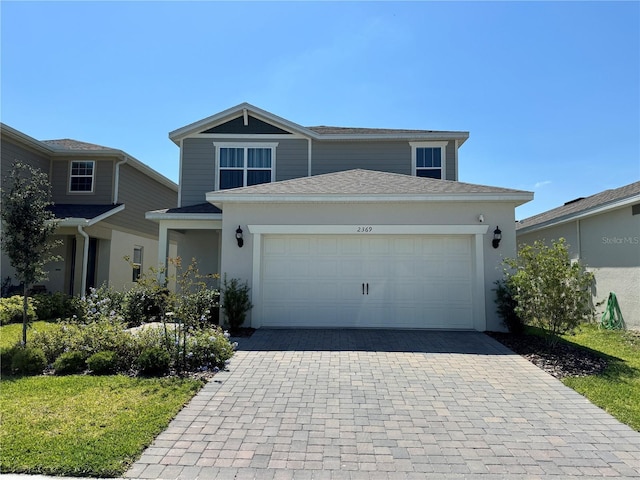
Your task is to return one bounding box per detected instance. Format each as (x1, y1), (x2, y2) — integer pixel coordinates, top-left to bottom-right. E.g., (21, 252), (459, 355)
(561, 323), (640, 431)
(0, 322), (205, 476)
(0, 374), (203, 476)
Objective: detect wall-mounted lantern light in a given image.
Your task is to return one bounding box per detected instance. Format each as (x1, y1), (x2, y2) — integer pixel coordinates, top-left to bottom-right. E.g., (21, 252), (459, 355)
(492, 226), (502, 249)
(235, 225), (244, 248)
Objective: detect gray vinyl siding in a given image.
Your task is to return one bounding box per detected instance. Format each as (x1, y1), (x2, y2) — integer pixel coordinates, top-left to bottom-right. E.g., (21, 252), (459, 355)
(181, 137), (309, 205)
(275, 139), (308, 181)
(181, 137), (216, 206)
(1, 138), (50, 190)
(445, 140), (456, 181)
(312, 141), (412, 176)
(50, 158), (114, 204)
(112, 163), (178, 237)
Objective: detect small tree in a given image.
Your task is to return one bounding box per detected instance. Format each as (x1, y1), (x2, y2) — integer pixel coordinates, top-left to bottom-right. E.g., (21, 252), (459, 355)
(1, 162), (59, 346)
(221, 275), (253, 334)
(501, 238), (595, 344)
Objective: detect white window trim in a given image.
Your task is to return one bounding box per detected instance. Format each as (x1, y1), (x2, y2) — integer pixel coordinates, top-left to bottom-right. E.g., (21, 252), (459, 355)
(68, 160), (96, 193)
(410, 141), (447, 180)
(132, 246), (143, 282)
(213, 142), (278, 190)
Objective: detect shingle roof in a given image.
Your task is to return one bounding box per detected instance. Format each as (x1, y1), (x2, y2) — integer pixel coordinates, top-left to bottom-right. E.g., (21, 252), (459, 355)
(154, 203), (222, 215)
(214, 169), (530, 196)
(517, 181), (640, 231)
(42, 139), (115, 151)
(50, 204), (123, 220)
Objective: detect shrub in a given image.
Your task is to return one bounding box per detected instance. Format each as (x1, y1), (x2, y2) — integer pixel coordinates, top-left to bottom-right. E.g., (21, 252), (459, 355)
(1, 345), (20, 376)
(136, 347), (170, 376)
(31, 318), (137, 369)
(86, 351), (117, 375)
(0, 295), (37, 325)
(81, 285), (126, 323)
(123, 287), (171, 327)
(494, 279), (524, 334)
(53, 350), (87, 375)
(10, 346), (47, 375)
(32, 292), (81, 321)
(221, 276), (252, 333)
(184, 326), (235, 371)
(502, 238), (595, 344)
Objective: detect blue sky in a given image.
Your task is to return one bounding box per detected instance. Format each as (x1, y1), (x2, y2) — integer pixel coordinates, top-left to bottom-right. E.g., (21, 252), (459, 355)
(2, 1), (638, 219)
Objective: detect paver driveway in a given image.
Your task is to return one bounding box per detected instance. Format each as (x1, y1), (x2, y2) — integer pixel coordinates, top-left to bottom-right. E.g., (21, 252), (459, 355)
(126, 329), (640, 479)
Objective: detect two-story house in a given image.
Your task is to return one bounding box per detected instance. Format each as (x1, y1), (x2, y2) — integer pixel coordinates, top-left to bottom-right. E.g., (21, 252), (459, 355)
(147, 103), (533, 332)
(1, 123), (178, 296)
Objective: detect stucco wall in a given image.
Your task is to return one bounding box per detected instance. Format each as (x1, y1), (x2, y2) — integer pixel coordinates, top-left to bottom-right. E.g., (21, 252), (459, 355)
(218, 201), (519, 331)
(516, 205), (640, 328)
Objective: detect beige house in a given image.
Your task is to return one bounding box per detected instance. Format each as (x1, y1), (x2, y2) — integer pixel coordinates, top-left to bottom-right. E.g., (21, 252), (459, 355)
(517, 182), (640, 329)
(1, 123), (178, 295)
(148, 103), (533, 331)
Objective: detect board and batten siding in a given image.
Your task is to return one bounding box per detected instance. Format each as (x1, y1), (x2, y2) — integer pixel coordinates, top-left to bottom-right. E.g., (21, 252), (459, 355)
(50, 158), (114, 204)
(1, 138), (51, 189)
(111, 163), (178, 238)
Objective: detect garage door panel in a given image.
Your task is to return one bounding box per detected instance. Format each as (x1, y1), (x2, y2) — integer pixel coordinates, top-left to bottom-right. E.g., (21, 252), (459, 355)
(260, 234), (475, 329)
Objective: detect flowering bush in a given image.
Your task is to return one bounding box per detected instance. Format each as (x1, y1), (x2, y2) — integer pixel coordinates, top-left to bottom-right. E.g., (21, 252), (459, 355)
(183, 326), (235, 372)
(80, 285), (126, 323)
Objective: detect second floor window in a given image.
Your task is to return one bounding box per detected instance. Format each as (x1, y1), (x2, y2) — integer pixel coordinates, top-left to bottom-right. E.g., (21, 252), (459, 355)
(69, 160), (95, 192)
(410, 142), (447, 180)
(215, 143), (277, 190)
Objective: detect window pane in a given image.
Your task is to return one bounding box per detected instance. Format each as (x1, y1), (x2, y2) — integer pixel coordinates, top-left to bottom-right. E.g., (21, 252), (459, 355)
(220, 148), (244, 168)
(433, 148), (441, 168)
(71, 161), (93, 176)
(416, 147), (442, 168)
(417, 169), (441, 179)
(220, 170), (244, 189)
(247, 170), (271, 186)
(247, 148), (271, 168)
(133, 247), (143, 264)
(71, 177), (93, 191)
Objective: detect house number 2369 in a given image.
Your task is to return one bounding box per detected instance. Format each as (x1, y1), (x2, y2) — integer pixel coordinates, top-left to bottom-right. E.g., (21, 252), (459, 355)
(357, 226), (373, 233)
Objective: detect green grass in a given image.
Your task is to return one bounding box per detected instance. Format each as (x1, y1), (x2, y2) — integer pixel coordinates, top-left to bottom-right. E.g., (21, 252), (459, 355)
(0, 322), (204, 477)
(561, 323), (640, 431)
(0, 320), (59, 349)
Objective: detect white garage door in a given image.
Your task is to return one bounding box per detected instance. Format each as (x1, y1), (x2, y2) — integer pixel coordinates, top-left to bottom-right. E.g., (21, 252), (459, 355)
(260, 234), (475, 329)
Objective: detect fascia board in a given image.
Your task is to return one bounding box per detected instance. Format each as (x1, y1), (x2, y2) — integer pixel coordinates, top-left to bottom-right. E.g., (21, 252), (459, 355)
(145, 212), (223, 222)
(87, 204), (125, 226)
(315, 132), (470, 144)
(1, 123), (55, 155)
(517, 194), (640, 235)
(169, 102), (316, 144)
(206, 192), (533, 205)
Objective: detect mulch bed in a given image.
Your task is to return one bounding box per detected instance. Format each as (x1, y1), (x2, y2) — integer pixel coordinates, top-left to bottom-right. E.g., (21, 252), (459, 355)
(487, 331), (608, 379)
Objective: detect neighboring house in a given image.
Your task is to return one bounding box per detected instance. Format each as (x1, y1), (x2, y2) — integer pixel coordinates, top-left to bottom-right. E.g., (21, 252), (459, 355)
(517, 182), (640, 329)
(1, 123), (178, 296)
(148, 103), (533, 332)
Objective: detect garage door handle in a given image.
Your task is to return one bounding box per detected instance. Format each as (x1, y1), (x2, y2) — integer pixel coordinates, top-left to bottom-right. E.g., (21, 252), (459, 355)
(362, 283), (365, 295)
(366, 283), (369, 295)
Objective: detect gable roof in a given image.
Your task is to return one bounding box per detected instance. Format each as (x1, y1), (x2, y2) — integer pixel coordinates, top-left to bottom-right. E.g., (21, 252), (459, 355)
(169, 103), (469, 146)
(516, 181), (640, 233)
(1, 123), (177, 192)
(206, 169), (532, 206)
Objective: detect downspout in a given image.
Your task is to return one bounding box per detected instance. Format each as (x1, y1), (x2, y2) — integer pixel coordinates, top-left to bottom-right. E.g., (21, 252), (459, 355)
(77, 225), (90, 296)
(113, 156), (128, 204)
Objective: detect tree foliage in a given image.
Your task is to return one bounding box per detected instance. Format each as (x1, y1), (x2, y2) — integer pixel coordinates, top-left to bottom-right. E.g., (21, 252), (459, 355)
(1, 162), (59, 345)
(501, 238), (595, 344)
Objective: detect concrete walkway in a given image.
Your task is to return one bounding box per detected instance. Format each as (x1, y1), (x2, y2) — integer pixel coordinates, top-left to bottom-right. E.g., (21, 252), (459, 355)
(122, 329), (640, 479)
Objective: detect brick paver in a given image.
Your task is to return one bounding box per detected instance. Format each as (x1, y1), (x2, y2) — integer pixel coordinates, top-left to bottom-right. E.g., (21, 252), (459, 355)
(124, 329), (640, 479)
